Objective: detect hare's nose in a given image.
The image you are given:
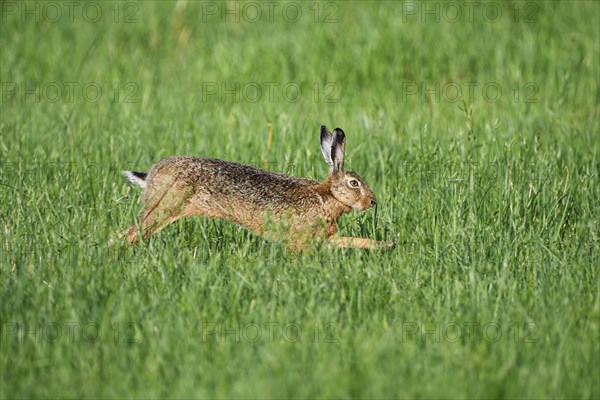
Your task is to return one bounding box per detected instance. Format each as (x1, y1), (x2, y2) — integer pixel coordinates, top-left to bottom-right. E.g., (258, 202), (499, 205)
(370, 200), (377, 207)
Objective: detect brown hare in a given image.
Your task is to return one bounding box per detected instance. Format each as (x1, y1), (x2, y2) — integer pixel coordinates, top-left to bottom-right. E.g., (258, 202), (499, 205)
(121, 126), (396, 251)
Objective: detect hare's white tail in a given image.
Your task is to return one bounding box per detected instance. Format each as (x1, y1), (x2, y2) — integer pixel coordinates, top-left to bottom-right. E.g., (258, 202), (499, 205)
(123, 171), (148, 189)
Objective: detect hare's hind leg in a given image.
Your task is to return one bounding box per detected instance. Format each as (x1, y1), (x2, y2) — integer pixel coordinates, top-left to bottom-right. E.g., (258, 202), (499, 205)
(125, 184), (193, 244)
(330, 236), (397, 251)
(124, 208), (186, 244)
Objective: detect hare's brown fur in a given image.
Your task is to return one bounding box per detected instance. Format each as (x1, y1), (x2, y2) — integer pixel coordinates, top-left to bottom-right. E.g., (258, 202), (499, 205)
(122, 126), (395, 250)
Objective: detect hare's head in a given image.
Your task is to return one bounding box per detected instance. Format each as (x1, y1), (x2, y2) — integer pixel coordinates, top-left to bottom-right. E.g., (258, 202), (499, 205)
(320, 126), (377, 211)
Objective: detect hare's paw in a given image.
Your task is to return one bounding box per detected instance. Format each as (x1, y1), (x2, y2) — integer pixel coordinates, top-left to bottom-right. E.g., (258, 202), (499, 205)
(382, 241), (397, 252)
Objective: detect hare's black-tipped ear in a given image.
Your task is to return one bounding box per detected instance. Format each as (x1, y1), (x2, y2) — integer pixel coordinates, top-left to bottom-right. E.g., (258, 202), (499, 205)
(320, 125), (334, 170)
(331, 128), (345, 172)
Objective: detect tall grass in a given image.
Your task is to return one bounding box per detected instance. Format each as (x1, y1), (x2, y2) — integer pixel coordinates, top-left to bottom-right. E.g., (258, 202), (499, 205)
(1, 1), (598, 398)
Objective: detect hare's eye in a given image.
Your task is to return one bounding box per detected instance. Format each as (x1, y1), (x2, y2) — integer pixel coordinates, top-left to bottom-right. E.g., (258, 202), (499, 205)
(349, 179), (360, 188)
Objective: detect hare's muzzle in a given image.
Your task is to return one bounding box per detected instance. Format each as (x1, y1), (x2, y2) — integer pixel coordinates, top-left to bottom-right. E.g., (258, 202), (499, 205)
(357, 196), (377, 211)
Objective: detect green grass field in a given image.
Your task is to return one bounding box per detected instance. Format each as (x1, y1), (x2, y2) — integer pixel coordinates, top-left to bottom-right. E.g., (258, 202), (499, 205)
(1, 1), (598, 398)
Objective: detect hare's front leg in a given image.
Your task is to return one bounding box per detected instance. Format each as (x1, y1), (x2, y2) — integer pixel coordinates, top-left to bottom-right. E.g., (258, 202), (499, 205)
(329, 236), (397, 251)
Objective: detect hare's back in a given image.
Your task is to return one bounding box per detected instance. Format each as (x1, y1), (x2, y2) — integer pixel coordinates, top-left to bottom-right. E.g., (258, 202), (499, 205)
(149, 156), (318, 201)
